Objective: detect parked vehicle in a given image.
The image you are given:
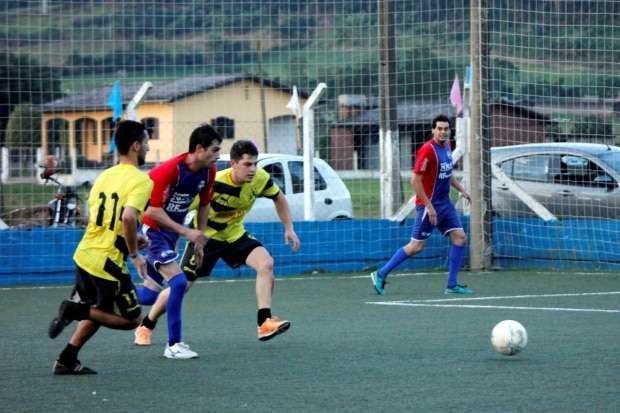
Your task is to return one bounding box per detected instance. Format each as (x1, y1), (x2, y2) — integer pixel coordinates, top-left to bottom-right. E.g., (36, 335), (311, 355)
(491, 143), (620, 219)
(40, 165), (81, 227)
(215, 153), (353, 222)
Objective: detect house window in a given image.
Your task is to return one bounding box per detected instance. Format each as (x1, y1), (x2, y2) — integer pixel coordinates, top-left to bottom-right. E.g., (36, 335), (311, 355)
(101, 117), (114, 146)
(75, 117), (96, 155)
(142, 117), (159, 140)
(211, 116), (235, 139)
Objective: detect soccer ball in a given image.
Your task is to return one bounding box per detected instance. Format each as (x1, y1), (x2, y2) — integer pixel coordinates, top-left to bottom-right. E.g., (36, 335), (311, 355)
(491, 320), (528, 356)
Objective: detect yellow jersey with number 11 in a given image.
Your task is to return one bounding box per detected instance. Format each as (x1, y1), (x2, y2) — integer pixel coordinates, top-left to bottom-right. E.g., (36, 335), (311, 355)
(73, 163), (153, 281)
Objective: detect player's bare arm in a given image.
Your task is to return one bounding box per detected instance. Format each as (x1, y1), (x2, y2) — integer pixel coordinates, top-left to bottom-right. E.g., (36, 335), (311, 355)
(273, 191), (300, 252)
(450, 175), (471, 203)
(412, 173), (437, 225)
(193, 203), (210, 267)
(122, 205), (148, 278)
(145, 205), (207, 248)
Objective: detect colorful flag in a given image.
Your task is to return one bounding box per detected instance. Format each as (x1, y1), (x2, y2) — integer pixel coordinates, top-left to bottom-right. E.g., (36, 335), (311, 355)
(107, 80), (123, 152)
(449, 75), (463, 115)
(286, 86), (302, 119)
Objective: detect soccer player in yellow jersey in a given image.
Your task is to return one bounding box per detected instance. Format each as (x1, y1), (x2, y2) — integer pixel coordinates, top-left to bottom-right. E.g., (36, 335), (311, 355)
(135, 140), (300, 344)
(47, 120), (153, 375)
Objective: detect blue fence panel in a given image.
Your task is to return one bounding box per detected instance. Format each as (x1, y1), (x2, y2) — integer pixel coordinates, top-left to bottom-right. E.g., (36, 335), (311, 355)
(2, 217), (619, 285)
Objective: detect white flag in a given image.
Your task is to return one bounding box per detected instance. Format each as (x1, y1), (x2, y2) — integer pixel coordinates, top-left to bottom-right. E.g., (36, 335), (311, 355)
(286, 86), (302, 119)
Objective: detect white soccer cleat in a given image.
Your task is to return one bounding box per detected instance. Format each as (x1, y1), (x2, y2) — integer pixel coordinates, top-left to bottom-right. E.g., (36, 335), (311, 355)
(163, 342), (199, 359)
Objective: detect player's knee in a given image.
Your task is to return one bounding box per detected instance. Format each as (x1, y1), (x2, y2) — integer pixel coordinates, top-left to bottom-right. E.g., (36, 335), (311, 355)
(256, 256), (274, 274)
(452, 231), (467, 246)
(406, 241), (425, 255)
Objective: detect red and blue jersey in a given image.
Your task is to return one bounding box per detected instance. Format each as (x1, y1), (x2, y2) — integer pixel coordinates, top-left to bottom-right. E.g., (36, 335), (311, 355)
(142, 153), (216, 231)
(414, 138), (453, 206)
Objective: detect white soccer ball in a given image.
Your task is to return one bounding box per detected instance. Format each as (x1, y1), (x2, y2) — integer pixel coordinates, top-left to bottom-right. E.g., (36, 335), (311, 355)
(491, 320), (528, 356)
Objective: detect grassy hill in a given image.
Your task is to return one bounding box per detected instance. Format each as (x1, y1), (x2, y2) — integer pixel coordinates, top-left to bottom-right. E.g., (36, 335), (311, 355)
(1, 0), (617, 102)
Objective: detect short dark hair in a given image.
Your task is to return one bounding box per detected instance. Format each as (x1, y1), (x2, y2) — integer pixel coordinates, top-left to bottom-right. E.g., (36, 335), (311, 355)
(188, 124), (222, 152)
(115, 120), (147, 155)
(230, 140), (258, 161)
(432, 114), (451, 129)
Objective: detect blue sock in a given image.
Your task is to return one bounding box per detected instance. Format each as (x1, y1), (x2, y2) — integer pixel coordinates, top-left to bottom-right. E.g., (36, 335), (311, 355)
(447, 244), (465, 288)
(136, 286), (159, 306)
(167, 273), (188, 346)
(378, 247), (409, 280)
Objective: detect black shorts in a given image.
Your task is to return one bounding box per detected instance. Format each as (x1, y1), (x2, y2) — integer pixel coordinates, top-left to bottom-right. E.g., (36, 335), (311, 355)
(180, 232), (263, 282)
(72, 265), (141, 320)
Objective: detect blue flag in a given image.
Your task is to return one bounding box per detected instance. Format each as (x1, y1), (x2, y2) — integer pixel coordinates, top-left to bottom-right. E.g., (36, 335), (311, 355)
(107, 80), (123, 153)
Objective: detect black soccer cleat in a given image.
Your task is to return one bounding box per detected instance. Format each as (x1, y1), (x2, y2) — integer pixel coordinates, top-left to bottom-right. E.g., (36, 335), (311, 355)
(53, 359), (97, 375)
(48, 300), (83, 339)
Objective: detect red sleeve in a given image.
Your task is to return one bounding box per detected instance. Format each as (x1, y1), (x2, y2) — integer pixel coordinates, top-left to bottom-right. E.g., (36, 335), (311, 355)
(198, 164), (217, 205)
(148, 154), (183, 208)
(414, 143), (434, 175)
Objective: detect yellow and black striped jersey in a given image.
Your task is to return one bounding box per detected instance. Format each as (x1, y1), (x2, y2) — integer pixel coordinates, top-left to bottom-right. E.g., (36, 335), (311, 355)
(73, 163), (153, 281)
(204, 167), (280, 242)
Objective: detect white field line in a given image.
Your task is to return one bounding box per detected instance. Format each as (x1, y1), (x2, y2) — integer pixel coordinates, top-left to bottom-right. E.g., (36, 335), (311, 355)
(367, 302), (620, 313)
(367, 291), (620, 314)
(386, 291), (620, 304)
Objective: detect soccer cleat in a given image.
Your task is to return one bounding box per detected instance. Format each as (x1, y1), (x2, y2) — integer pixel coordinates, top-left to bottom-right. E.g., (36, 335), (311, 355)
(370, 271), (386, 295)
(444, 284), (474, 295)
(52, 359), (97, 375)
(48, 300), (79, 339)
(257, 316), (291, 341)
(163, 342), (198, 359)
(134, 325), (153, 346)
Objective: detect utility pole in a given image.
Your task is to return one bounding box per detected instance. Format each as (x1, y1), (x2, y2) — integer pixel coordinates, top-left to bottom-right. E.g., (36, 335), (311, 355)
(378, 0), (403, 218)
(469, 0), (492, 270)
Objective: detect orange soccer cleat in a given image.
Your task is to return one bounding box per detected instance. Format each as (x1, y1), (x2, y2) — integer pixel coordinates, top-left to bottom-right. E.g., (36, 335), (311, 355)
(134, 325), (153, 346)
(257, 316), (291, 341)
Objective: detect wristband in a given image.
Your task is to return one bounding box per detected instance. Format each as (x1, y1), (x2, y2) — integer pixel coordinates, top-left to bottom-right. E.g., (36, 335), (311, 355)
(130, 253), (138, 258)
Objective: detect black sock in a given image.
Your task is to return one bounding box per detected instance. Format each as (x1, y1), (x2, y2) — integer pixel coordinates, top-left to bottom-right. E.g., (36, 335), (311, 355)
(58, 344), (79, 365)
(257, 308), (271, 326)
(141, 315), (157, 330)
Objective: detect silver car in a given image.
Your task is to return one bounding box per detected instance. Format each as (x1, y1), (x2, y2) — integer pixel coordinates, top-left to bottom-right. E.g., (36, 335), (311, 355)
(491, 143), (620, 219)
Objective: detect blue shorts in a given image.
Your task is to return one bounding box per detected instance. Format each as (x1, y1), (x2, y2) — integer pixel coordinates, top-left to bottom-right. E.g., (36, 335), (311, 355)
(142, 226), (180, 269)
(411, 202), (463, 241)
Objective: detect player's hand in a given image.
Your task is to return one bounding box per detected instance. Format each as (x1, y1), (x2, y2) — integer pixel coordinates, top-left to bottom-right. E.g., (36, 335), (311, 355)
(284, 229), (300, 252)
(193, 242), (204, 268)
(131, 253), (148, 279)
(461, 190), (471, 204)
(426, 204), (438, 226)
(137, 234), (150, 250)
(186, 228), (208, 249)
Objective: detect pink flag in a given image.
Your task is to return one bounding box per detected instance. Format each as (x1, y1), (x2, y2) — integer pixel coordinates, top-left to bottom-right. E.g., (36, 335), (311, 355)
(449, 75), (462, 114)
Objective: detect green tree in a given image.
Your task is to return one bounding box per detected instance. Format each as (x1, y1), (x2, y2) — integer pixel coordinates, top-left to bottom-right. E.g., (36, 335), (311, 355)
(574, 115), (613, 143)
(5, 104), (41, 148)
(0, 53), (62, 146)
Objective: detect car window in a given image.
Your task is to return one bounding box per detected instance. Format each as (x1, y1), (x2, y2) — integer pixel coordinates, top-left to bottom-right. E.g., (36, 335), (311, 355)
(508, 155), (551, 182)
(555, 154), (608, 187)
(598, 151), (620, 174)
(263, 162), (286, 194)
(499, 159), (513, 176)
(289, 161), (328, 194)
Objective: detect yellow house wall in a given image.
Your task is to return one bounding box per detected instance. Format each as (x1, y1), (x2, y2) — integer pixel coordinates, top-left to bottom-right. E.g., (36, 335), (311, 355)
(133, 103), (173, 164)
(40, 112), (106, 161)
(39, 79), (305, 165)
(40, 104), (173, 164)
(172, 80), (305, 154)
